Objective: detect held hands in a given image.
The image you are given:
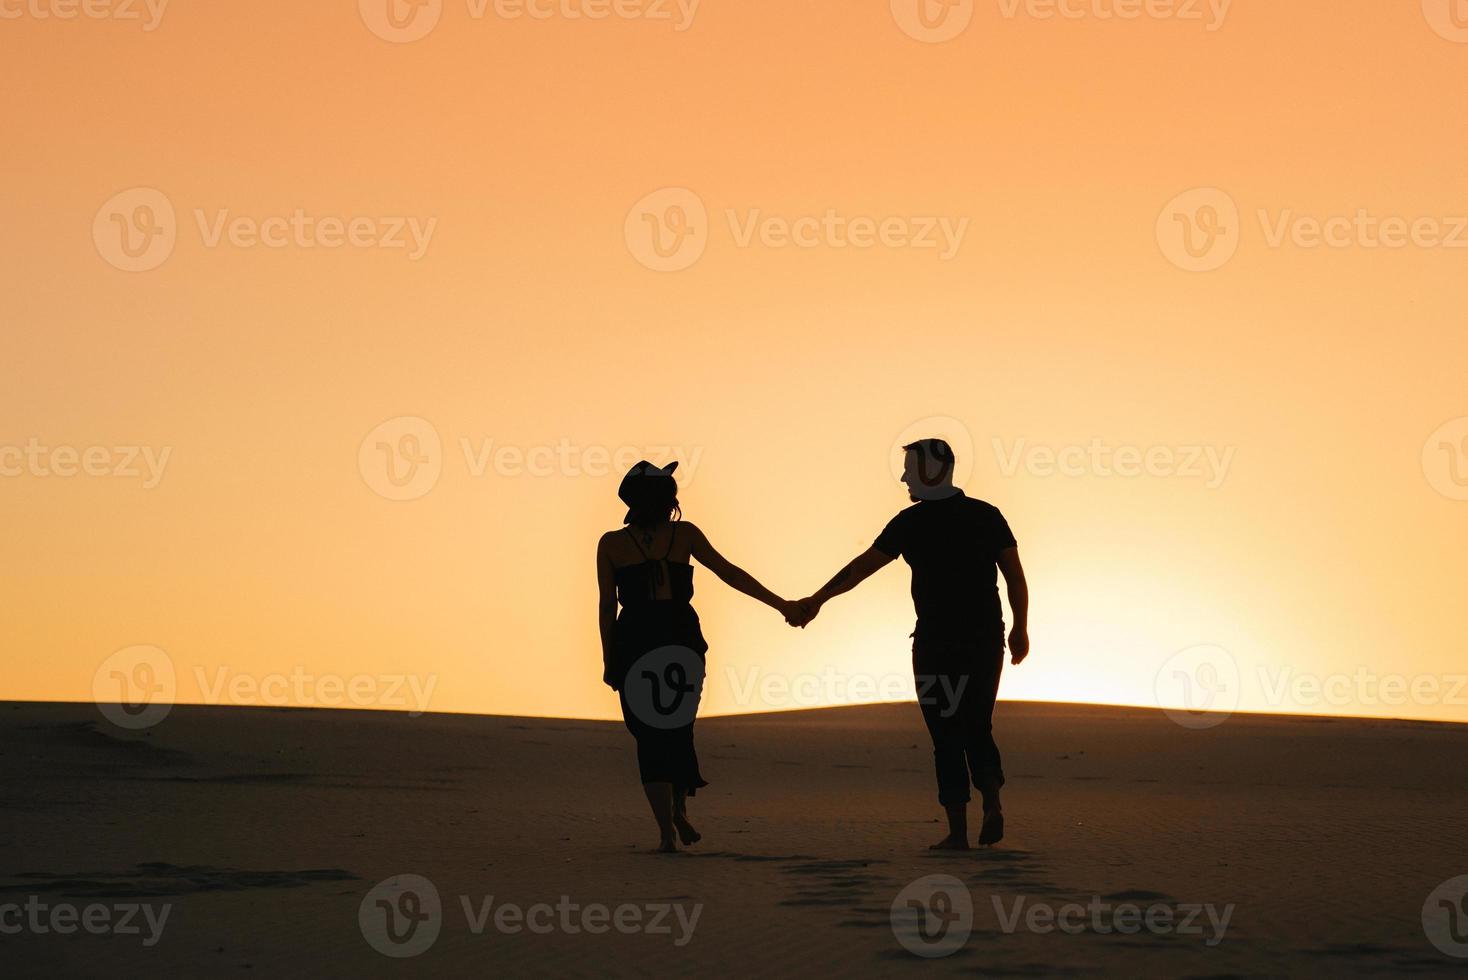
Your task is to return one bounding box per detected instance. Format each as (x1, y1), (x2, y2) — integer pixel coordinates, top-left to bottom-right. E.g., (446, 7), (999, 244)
(780, 596), (823, 629)
(776, 599), (806, 628)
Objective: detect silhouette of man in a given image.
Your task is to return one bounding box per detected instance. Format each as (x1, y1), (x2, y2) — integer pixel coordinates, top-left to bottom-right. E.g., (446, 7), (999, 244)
(792, 438), (1029, 848)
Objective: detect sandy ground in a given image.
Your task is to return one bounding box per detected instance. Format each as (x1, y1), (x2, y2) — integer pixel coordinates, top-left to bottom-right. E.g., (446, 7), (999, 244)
(3, 698), (1467, 977)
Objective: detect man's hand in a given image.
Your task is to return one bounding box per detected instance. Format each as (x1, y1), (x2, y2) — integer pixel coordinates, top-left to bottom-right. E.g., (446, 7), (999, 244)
(603, 665), (621, 691)
(1008, 626), (1030, 665)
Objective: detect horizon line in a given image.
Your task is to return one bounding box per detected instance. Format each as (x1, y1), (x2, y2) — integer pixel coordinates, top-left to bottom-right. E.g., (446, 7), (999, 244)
(10, 696), (1468, 730)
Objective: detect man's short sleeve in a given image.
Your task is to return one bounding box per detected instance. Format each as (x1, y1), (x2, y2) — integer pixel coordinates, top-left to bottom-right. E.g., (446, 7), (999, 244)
(990, 507), (1018, 557)
(873, 511), (908, 558)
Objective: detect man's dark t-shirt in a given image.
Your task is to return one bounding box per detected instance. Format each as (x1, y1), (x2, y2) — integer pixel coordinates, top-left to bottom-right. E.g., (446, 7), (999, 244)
(873, 490), (1017, 642)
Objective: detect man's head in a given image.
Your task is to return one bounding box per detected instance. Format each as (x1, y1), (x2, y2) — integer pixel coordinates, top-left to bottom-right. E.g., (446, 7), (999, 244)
(901, 438), (959, 501)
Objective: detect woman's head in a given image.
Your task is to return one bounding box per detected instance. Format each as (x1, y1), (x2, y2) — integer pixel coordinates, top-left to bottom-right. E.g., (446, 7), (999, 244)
(618, 460), (680, 527)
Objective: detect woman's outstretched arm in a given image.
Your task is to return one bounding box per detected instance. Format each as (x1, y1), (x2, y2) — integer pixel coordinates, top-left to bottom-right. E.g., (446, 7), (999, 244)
(687, 524), (799, 621)
(596, 535), (620, 689)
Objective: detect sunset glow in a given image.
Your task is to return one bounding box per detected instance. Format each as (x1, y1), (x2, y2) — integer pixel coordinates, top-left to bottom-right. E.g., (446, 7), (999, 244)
(4, 0), (1466, 725)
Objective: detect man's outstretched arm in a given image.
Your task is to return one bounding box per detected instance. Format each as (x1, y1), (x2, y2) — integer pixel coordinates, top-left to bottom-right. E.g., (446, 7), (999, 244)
(997, 546), (1029, 664)
(795, 547), (894, 626)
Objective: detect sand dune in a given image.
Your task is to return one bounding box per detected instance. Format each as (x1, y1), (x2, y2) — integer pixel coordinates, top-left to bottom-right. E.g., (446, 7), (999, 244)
(3, 699), (1466, 976)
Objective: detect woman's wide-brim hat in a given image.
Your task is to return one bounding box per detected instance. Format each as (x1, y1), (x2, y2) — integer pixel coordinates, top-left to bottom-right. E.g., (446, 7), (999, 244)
(618, 460), (679, 523)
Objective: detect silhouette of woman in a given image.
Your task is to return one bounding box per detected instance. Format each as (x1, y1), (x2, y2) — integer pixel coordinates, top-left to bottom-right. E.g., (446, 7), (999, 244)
(597, 460), (800, 852)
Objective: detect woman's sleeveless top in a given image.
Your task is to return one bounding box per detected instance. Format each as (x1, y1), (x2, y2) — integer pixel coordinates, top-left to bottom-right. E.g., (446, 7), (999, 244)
(614, 525), (696, 607)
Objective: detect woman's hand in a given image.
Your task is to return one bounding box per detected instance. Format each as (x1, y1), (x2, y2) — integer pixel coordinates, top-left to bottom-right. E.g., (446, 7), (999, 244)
(603, 664), (621, 691)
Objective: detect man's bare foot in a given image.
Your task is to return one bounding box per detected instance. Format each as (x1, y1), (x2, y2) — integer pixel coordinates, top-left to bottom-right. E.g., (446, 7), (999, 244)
(928, 835), (971, 850)
(657, 835), (678, 853)
(978, 810), (1004, 846)
(674, 816), (702, 846)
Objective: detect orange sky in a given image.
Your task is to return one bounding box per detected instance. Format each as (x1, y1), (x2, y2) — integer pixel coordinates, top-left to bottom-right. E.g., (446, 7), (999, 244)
(2, 0), (1466, 725)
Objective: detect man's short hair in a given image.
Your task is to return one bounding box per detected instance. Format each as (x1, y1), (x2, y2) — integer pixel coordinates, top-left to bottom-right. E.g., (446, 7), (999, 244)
(903, 438), (956, 481)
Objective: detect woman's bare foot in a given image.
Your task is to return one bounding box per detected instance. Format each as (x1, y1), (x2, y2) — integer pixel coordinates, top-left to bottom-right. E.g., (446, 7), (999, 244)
(928, 835), (971, 850)
(672, 790), (701, 845)
(644, 783), (679, 853)
(673, 815), (701, 846)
